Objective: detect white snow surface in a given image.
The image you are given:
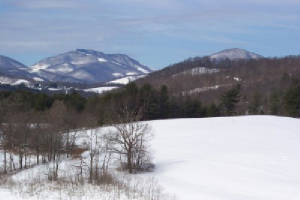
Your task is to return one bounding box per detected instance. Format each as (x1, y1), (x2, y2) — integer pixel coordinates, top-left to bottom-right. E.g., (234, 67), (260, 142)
(146, 116), (299, 200)
(136, 65), (150, 74)
(11, 79), (30, 86)
(33, 77), (44, 82)
(0, 76), (31, 86)
(97, 57), (107, 62)
(83, 86), (118, 94)
(182, 84), (222, 95)
(30, 63), (49, 72)
(109, 75), (145, 85)
(0, 116), (299, 200)
(112, 72), (123, 77)
(47, 87), (62, 91)
(176, 67), (219, 76)
(233, 77), (241, 81)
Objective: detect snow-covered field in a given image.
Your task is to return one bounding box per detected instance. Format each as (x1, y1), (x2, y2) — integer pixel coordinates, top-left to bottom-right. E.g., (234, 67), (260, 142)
(148, 116), (299, 200)
(0, 116), (299, 200)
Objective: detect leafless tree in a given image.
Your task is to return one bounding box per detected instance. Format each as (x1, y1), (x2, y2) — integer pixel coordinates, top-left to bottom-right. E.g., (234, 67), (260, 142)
(107, 106), (152, 173)
(0, 101), (6, 174)
(45, 100), (67, 180)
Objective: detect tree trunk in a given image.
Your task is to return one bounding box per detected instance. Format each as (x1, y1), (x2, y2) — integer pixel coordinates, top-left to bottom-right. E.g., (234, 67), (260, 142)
(3, 149), (7, 174)
(127, 149), (133, 173)
(36, 147), (40, 165)
(89, 154), (94, 183)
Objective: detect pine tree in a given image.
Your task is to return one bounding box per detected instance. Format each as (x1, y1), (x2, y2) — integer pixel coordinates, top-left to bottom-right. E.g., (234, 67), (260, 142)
(220, 84), (241, 116)
(283, 81), (299, 117)
(248, 92), (263, 114)
(159, 85), (169, 119)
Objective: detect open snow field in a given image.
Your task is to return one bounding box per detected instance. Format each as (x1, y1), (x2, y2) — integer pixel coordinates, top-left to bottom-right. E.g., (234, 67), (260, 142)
(0, 116), (299, 200)
(148, 116), (299, 200)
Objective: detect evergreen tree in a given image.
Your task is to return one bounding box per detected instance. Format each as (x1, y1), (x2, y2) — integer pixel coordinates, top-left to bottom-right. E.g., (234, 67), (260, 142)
(159, 85), (169, 119)
(248, 92), (263, 114)
(283, 81), (299, 117)
(139, 84), (160, 120)
(269, 92), (280, 115)
(207, 103), (220, 117)
(220, 84), (241, 116)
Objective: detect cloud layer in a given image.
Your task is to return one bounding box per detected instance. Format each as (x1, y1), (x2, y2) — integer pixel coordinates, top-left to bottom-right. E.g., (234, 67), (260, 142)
(0, 0), (299, 68)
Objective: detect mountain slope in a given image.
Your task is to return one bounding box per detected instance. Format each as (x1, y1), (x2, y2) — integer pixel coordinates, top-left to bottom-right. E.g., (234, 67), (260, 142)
(0, 55), (34, 79)
(0, 55), (43, 86)
(25, 49), (152, 83)
(209, 48), (263, 61)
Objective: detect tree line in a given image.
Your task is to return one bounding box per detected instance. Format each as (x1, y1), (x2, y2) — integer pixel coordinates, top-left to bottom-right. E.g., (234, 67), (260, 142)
(0, 78), (298, 181)
(0, 88), (153, 181)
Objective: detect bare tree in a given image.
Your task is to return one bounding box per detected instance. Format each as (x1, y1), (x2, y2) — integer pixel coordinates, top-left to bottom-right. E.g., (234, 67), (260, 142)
(45, 100), (67, 180)
(0, 101), (6, 174)
(108, 106), (152, 173)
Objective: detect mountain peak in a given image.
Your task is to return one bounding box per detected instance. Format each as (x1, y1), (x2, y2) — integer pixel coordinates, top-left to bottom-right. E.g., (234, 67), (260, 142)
(210, 48), (263, 61)
(25, 49), (151, 83)
(75, 49), (101, 54)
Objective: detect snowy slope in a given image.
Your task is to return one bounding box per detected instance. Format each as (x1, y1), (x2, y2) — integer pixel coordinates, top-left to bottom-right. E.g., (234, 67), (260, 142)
(0, 116), (298, 200)
(147, 116), (299, 200)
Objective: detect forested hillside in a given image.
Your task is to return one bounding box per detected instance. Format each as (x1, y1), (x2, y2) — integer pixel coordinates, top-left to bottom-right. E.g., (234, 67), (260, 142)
(136, 56), (300, 116)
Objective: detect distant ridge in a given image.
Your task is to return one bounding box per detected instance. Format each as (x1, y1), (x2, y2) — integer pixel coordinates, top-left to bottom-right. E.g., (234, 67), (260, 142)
(209, 48), (263, 61)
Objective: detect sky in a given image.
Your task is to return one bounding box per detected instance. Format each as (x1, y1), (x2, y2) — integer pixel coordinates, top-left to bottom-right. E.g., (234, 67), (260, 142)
(0, 0), (299, 69)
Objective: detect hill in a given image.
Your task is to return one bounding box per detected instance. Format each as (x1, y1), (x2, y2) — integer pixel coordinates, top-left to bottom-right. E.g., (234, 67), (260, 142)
(0, 116), (299, 200)
(136, 55), (300, 114)
(209, 48), (263, 61)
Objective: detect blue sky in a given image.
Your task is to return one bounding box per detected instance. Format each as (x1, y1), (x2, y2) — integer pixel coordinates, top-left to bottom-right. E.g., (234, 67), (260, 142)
(0, 0), (299, 69)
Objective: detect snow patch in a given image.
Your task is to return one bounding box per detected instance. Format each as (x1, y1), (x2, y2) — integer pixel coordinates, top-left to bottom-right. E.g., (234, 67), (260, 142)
(233, 77), (241, 81)
(48, 87), (62, 91)
(108, 75), (144, 85)
(182, 85), (221, 95)
(134, 64), (149, 74)
(30, 63), (49, 72)
(33, 77), (44, 82)
(48, 64), (74, 73)
(112, 73), (123, 77)
(126, 72), (137, 76)
(12, 79), (30, 86)
(175, 67), (219, 77)
(83, 86), (118, 94)
(98, 58), (107, 63)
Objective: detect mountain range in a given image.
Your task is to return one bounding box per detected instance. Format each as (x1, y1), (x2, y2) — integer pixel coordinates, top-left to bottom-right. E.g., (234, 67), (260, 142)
(0, 48), (263, 88)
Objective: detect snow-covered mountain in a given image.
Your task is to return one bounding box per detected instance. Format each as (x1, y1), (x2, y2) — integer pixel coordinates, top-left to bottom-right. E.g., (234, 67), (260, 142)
(25, 49), (152, 83)
(0, 55), (35, 79)
(209, 48), (263, 61)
